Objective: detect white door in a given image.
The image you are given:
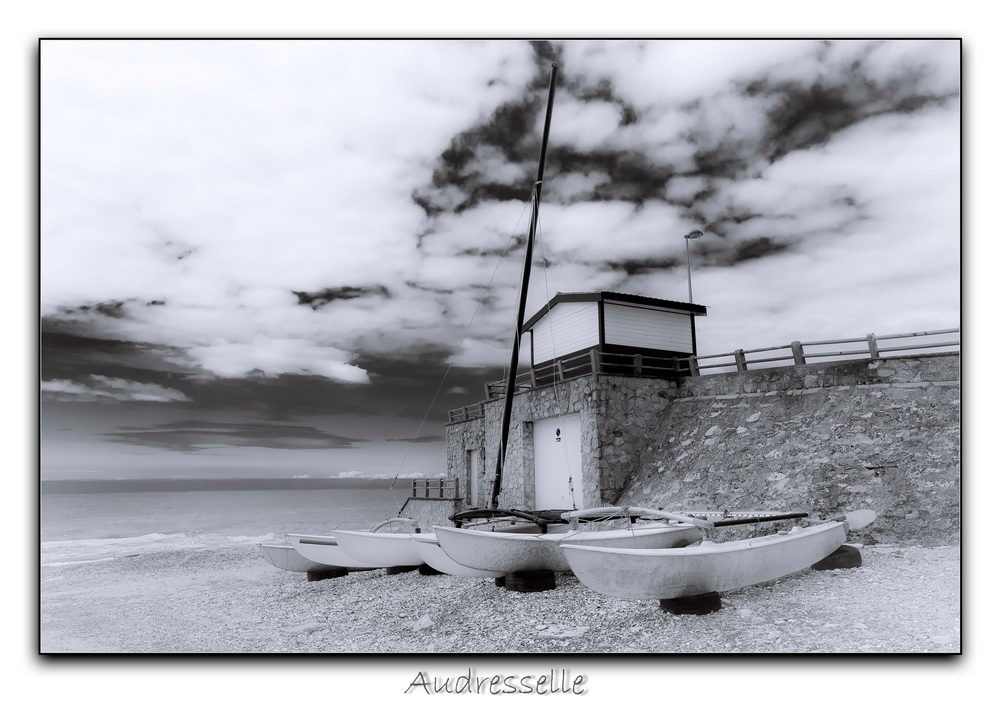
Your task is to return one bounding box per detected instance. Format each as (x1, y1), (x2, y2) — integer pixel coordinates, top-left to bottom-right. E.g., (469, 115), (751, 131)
(468, 449), (480, 505)
(532, 413), (582, 510)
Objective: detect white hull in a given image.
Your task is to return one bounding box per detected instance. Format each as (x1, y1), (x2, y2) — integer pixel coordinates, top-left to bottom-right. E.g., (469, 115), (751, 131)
(258, 543), (321, 573)
(411, 534), (506, 577)
(434, 523), (701, 573)
(560, 521), (848, 599)
(331, 529), (425, 567)
(286, 533), (382, 569)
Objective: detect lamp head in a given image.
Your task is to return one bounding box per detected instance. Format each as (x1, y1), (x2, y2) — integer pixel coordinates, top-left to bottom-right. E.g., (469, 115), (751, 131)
(685, 230), (704, 241)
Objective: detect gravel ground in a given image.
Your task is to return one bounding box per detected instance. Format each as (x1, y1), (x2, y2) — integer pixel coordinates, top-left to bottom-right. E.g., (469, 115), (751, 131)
(40, 542), (960, 654)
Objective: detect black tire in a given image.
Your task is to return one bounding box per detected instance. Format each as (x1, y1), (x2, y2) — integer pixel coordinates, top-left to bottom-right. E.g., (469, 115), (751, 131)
(307, 567), (349, 581)
(494, 577), (506, 587)
(659, 591), (722, 615)
(504, 569), (556, 592)
(811, 545), (863, 571)
(418, 563), (443, 576)
(385, 565), (420, 575)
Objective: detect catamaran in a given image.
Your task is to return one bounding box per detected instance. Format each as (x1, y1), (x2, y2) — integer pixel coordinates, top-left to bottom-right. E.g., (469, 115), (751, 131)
(559, 510), (877, 602)
(330, 518), (425, 568)
(287, 530), (388, 570)
(410, 532), (506, 578)
(258, 542), (323, 573)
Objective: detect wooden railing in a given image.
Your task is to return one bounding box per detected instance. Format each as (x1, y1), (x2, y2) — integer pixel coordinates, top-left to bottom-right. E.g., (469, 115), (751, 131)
(447, 403), (485, 423)
(691, 328), (960, 375)
(447, 328), (959, 423)
(410, 478), (459, 500)
(484, 350), (689, 399)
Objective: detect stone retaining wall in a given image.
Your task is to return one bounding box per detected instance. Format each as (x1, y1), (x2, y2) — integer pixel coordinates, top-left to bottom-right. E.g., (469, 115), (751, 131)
(616, 355), (960, 545)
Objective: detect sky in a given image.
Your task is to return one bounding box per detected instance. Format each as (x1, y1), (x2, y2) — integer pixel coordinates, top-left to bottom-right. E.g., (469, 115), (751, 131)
(39, 38), (961, 481)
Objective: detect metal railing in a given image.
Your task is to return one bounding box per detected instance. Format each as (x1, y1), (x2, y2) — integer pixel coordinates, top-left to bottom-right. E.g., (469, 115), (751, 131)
(410, 478), (459, 500)
(447, 328), (959, 423)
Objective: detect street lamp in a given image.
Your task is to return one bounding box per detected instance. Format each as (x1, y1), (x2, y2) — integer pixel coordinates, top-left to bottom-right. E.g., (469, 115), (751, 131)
(684, 230), (703, 303)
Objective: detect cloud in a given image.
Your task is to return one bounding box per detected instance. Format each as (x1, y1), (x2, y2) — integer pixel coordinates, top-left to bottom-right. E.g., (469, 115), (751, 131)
(41, 376), (191, 403)
(184, 336), (370, 383)
(385, 435), (445, 444)
(102, 419), (363, 452)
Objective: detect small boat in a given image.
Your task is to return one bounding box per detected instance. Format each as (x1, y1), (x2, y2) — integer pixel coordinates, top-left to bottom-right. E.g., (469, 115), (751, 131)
(559, 511), (877, 600)
(329, 518), (425, 568)
(257, 542), (322, 573)
(410, 533), (506, 578)
(434, 509), (702, 574)
(287, 532), (384, 570)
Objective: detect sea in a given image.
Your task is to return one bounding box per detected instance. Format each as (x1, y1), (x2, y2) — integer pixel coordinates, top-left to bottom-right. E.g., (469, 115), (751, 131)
(40, 478), (417, 567)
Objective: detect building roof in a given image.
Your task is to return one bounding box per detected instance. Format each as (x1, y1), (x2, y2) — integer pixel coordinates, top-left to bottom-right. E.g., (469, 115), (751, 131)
(522, 291), (708, 331)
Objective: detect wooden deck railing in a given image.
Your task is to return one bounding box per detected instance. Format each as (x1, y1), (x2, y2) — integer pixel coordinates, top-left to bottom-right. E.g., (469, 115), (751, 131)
(447, 328), (959, 423)
(447, 403), (485, 422)
(691, 328), (960, 375)
(410, 478), (459, 500)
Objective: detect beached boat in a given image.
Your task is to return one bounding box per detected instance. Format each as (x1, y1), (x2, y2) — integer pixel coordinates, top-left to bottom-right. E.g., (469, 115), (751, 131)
(257, 542), (324, 573)
(410, 533), (506, 578)
(331, 518), (425, 568)
(287, 532), (384, 570)
(559, 510), (877, 600)
(434, 516), (701, 573)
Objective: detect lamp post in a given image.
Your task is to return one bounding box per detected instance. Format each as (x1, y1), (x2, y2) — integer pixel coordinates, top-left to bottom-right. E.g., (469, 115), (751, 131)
(684, 230), (703, 303)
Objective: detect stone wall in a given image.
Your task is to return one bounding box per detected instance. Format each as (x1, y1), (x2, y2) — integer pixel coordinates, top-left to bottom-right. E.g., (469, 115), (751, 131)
(446, 378), (603, 511)
(617, 355), (960, 545)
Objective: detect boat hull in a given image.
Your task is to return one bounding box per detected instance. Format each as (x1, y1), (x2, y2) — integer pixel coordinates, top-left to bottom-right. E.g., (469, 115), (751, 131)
(560, 521), (848, 599)
(411, 534), (506, 577)
(434, 523), (701, 573)
(287, 533), (382, 569)
(258, 543), (321, 573)
(331, 529), (424, 567)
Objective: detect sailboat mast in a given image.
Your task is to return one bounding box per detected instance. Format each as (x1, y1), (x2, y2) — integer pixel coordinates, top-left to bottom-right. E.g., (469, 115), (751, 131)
(490, 63), (558, 510)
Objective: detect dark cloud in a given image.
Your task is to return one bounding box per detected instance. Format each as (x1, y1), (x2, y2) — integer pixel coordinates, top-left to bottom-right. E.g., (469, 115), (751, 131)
(293, 285), (392, 309)
(410, 37), (955, 238)
(41, 328), (192, 384)
(688, 235), (797, 270)
(551, 147), (676, 204)
(102, 419), (363, 453)
(411, 44), (565, 217)
(604, 256), (683, 276)
(386, 435), (445, 444)
(412, 42), (665, 217)
(738, 44), (957, 166)
(41, 324), (495, 436)
(47, 297), (170, 324)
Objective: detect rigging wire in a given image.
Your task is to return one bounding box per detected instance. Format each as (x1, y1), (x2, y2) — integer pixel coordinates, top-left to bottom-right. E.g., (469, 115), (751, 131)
(387, 194), (536, 508)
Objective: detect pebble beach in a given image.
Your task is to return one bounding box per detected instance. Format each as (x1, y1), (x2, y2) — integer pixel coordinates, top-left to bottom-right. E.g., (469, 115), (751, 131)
(40, 542), (960, 654)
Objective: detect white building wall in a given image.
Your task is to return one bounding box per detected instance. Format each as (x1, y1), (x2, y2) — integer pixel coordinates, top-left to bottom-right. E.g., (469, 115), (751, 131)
(603, 302), (693, 353)
(530, 302), (600, 364)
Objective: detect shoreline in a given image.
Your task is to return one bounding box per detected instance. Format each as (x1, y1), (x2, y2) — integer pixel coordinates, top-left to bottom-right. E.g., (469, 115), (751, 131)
(40, 542), (960, 654)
